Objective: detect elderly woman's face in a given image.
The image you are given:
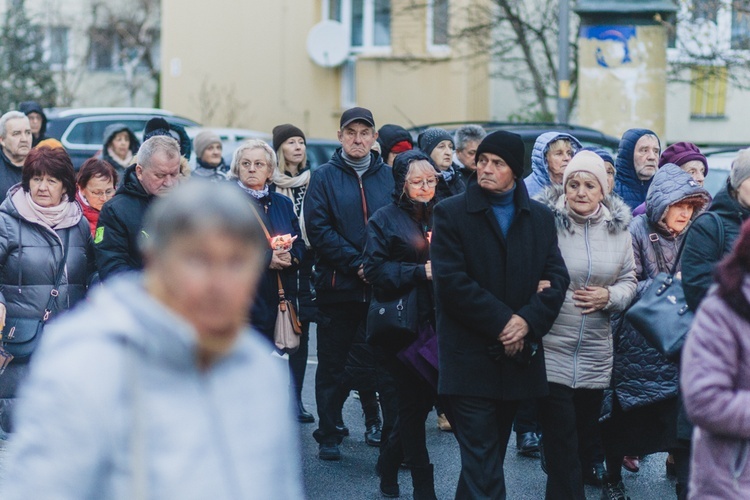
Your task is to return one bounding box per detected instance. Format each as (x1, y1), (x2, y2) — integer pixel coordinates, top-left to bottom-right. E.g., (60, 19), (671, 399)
(665, 202), (695, 234)
(30, 173), (65, 207)
(81, 174), (115, 211)
(405, 165), (438, 203)
(565, 174), (604, 217)
(430, 140), (454, 171)
(238, 148), (273, 191)
(201, 142), (223, 166)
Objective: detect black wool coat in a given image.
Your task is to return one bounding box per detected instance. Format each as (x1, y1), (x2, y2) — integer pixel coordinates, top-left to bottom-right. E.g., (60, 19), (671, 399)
(431, 179), (569, 400)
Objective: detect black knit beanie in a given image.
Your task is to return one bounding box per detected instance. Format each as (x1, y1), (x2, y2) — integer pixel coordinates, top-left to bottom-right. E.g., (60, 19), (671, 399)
(418, 127), (454, 157)
(377, 124), (413, 159)
(475, 130), (525, 178)
(272, 124), (305, 152)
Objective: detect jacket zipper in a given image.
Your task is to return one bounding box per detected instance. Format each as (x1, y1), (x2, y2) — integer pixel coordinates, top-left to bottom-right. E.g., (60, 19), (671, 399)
(572, 220), (593, 387)
(359, 177), (369, 301)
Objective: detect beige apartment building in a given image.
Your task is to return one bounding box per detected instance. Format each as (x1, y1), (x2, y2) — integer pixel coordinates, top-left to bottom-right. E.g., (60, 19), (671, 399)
(161, 0), (490, 138)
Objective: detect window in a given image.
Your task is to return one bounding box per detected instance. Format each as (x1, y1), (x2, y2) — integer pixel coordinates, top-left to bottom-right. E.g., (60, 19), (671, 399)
(690, 65), (727, 118)
(429, 0), (449, 49)
(731, 4), (750, 49)
(89, 28), (118, 70)
(692, 0), (720, 22)
(325, 0), (391, 51)
(47, 26), (69, 68)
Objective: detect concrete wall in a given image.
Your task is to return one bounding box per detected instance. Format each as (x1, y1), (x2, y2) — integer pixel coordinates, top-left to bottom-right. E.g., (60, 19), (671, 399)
(161, 0), (489, 138)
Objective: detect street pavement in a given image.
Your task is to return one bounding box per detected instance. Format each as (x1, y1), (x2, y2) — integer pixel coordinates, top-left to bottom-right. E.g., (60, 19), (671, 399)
(0, 323), (679, 499)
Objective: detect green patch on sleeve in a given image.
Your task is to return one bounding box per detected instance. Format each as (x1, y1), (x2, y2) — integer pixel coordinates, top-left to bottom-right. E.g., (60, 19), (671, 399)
(94, 226), (104, 244)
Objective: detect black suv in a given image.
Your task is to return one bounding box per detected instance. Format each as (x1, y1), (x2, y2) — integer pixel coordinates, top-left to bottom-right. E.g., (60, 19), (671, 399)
(45, 108), (200, 169)
(409, 122), (620, 178)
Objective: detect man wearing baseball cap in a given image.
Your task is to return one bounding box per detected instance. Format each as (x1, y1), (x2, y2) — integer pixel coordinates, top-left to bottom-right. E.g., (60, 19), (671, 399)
(430, 130), (570, 498)
(304, 107), (395, 461)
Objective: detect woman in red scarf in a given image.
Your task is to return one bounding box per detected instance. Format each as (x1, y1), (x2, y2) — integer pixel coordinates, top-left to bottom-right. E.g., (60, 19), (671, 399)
(76, 159), (118, 235)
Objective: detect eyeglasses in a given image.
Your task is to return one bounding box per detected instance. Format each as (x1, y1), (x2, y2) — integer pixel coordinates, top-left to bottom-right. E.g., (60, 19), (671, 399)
(407, 178), (438, 188)
(87, 189), (115, 199)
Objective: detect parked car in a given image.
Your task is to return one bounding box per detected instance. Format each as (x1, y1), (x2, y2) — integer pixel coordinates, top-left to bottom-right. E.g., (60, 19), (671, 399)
(306, 138), (339, 170)
(703, 147), (744, 196)
(45, 107), (200, 168)
(408, 121), (621, 178)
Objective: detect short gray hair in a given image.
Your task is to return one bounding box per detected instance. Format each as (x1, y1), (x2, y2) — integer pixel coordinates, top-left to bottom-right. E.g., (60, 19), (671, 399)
(137, 136), (180, 170)
(0, 111), (28, 139)
(229, 139), (277, 180)
(454, 125), (486, 151)
(140, 181), (266, 256)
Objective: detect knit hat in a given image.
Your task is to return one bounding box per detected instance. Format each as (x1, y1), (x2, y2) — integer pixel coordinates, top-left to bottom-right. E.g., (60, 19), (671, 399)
(194, 130), (221, 159)
(730, 148), (750, 190)
(35, 138), (63, 149)
(418, 128), (454, 157)
(475, 130), (525, 178)
(272, 124), (305, 152)
(377, 124), (413, 160)
(659, 141), (708, 174)
(581, 146), (614, 168)
(563, 150), (608, 193)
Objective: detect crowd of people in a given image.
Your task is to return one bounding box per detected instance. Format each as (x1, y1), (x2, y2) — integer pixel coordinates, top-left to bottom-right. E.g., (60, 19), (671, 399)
(0, 100), (745, 499)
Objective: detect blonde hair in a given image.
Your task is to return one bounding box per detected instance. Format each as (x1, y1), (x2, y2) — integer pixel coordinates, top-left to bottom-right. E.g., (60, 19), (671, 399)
(276, 144), (307, 176)
(230, 139), (277, 181)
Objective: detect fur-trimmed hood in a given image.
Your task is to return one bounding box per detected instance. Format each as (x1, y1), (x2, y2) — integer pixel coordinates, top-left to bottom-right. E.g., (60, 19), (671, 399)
(536, 184), (632, 235)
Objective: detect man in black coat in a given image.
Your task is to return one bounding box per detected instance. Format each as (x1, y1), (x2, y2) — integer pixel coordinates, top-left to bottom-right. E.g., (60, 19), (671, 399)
(94, 136), (181, 280)
(0, 111), (32, 199)
(431, 130), (569, 499)
(304, 107), (395, 461)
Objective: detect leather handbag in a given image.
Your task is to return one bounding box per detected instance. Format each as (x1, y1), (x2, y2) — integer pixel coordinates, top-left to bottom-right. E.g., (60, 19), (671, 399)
(366, 287), (418, 350)
(274, 273), (302, 355)
(1, 230), (70, 360)
(625, 231), (692, 361)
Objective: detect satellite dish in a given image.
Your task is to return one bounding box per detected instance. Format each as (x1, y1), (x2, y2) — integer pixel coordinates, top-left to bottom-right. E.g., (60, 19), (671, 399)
(307, 20), (350, 68)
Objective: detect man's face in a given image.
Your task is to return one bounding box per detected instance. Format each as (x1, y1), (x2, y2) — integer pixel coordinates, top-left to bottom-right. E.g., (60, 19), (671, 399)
(476, 152), (516, 194)
(337, 122), (377, 160)
(27, 112), (42, 135)
(1, 117), (32, 163)
(136, 151), (181, 196)
(456, 140), (480, 171)
(633, 135), (660, 181)
(146, 231), (264, 362)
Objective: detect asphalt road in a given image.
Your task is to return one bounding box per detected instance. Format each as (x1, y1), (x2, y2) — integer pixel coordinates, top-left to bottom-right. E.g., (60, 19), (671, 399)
(0, 323), (679, 499)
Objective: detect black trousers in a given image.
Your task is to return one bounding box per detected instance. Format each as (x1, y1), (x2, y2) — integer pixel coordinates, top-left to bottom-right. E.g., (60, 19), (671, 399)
(448, 395), (520, 500)
(539, 383), (604, 500)
(513, 398), (540, 435)
(382, 356), (436, 467)
(288, 321), (311, 399)
(313, 302), (369, 445)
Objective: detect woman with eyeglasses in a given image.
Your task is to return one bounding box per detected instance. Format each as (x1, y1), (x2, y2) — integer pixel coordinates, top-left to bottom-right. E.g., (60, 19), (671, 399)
(76, 159), (118, 236)
(363, 150), (439, 499)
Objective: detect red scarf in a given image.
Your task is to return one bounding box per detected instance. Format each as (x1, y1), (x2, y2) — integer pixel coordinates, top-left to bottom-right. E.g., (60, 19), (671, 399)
(76, 191), (100, 236)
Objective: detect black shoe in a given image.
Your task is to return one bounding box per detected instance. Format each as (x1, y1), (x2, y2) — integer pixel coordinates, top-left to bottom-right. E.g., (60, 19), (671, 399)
(318, 443), (341, 461)
(601, 481), (630, 500)
(296, 399), (315, 424)
(335, 419), (349, 437)
(583, 461), (607, 487)
(516, 432), (540, 457)
(365, 423), (382, 447)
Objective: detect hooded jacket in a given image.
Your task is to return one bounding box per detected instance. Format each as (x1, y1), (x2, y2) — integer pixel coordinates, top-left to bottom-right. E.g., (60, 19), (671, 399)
(524, 132), (582, 199)
(99, 124), (140, 179)
(303, 148), (394, 304)
(94, 165), (153, 280)
(537, 186), (636, 389)
(681, 282), (750, 499)
(0, 185), (94, 325)
(18, 101), (47, 147)
(363, 150), (434, 351)
(614, 128), (660, 211)
(1, 275), (304, 500)
(612, 164), (710, 410)
(682, 177), (750, 311)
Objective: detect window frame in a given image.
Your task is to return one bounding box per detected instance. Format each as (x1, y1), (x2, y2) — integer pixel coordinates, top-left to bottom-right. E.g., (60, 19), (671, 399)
(427, 0), (450, 53)
(322, 0), (392, 54)
(45, 25), (70, 70)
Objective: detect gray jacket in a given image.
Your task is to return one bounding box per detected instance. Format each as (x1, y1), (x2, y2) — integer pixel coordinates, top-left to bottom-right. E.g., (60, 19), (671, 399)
(538, 187), (637, 389)
(2, 275), (304, 500)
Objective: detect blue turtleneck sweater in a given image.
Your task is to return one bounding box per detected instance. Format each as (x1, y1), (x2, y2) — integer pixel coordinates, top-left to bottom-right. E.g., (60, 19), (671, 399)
(487, 183), (516, 238)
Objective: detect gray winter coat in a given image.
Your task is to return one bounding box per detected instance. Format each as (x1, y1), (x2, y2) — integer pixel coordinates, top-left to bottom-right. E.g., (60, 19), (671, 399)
(0, 186), (94, 323)
(612, 164), (710, 410)
(524, 132), (582, 199)
(2, 275), (304, 500)
(538, 187), (636, 389)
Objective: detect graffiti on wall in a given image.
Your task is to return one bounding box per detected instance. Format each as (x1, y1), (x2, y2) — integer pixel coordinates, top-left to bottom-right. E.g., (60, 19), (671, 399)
(580, 26), (636, 69)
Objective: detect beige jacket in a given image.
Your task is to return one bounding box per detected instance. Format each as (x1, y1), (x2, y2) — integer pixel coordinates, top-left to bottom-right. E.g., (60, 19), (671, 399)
(538, 188), (637, 389)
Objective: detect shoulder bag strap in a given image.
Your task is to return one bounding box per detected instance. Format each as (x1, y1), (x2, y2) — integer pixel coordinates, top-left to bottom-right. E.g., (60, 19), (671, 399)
(43, 229), (70, 321)
(248, 201), (271, 244)
(647, 231), (669, 275)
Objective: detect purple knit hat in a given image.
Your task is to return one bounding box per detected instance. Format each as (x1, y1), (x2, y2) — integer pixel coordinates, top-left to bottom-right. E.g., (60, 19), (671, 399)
(659, 142), (708, 175)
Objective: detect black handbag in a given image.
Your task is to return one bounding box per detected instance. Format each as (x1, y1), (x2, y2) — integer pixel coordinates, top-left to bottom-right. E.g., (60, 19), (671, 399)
(366, 287), (419, 350)
(625, 230), (692, 361)
(1, 230), (70, 360)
